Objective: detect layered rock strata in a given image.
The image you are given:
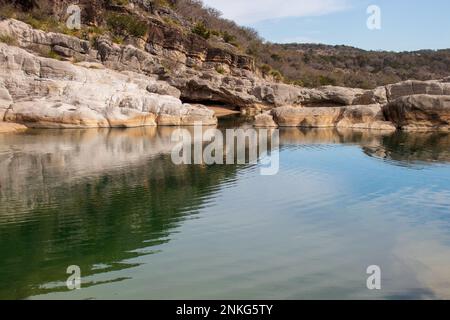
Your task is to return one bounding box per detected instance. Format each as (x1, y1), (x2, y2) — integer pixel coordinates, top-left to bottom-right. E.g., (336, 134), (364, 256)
(0, 43), (216, 128)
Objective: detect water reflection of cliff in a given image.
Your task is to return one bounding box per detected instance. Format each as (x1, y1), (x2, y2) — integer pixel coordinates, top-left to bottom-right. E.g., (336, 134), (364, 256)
(0, 127), (241, 299)
(363, 131), (450, 165)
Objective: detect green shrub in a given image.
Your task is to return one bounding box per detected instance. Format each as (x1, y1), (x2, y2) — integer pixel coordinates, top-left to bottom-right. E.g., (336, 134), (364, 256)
(163, 17), (182, 29)
(221, 31), (238, 46)
(270, 69), (283, 81)
(215, 65), (226, 74)
(290, 80), (305, 87)
(271, 53), (282, 62)
(210, 30), (220, 37)
(260, 64), (272, 75)
(21, 14), (58, 32)
(47, 49), (62, 60)
(0, 4), (16, 19)
(106, 13), (147, 38)
(319, 75), (336, 86)
(33, 47), (62, 60)
(192, 22), (210, 39)
(112, 35), (125, 44)
(154, 0), (172, 8)
(0, 34), (17, 46)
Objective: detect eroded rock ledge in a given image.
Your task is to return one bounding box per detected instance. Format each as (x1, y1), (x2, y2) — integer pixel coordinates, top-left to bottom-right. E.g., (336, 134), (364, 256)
(256, 80), (450, 131)
(0, 43), (216, 128)
(0, 19), (397, 110)
(256, 104), (396, 131)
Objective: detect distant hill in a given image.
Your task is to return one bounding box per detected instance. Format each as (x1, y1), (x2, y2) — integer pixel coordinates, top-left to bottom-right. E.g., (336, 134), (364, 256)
(260, 43), (450, 88)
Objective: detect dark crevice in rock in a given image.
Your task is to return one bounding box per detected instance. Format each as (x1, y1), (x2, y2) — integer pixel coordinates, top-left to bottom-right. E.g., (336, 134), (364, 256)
(303, 101), (347, 108)
(180, 98), (233, 108)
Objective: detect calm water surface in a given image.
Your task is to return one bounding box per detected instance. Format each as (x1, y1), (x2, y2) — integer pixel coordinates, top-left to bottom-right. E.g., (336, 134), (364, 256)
(1, 121), (450, 300)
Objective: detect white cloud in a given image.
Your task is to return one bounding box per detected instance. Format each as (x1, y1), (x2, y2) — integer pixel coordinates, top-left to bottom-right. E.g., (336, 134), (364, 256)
(202, 0), (351, 25)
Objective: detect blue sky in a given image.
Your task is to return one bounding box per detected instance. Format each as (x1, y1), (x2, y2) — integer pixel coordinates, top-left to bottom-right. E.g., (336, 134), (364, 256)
(202, 0), (450, 52)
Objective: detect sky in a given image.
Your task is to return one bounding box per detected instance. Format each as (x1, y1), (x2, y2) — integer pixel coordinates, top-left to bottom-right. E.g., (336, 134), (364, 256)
(202, 0), (450, 52)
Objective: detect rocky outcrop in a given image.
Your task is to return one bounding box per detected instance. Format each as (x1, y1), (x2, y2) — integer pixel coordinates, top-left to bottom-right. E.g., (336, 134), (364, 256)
(386, 79), (450, 101)
(146, 18), (254, 71)
(336, 105), (395, 131)
(251, 83), (389, 109)
(383, 95), (450, 131)
(254, 112), (278, 128)
(272, 106), (343, 128)
(258, 104), (395, 130)
(0, 43), (216, 128)
(256, 80), (450, 130)
(0, 19), (393, 110)
(1, 18), (450, 132)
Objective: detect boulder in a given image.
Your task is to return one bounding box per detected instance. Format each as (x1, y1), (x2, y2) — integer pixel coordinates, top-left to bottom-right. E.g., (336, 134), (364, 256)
(336, 105), (396, 131)
(179, 74), (261, 107)
(272, 106), (344, 127)
(154, 103), (216, 126)
(302, 86), (366, 106)
(254, 112), (278, 128)
(383, 95), (450, 131)
(180, 104), (217, 126)
(254, 84), (302, 107)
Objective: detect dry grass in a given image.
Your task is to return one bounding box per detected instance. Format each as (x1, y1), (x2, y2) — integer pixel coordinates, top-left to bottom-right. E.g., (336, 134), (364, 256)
(0, 34), (17, 46)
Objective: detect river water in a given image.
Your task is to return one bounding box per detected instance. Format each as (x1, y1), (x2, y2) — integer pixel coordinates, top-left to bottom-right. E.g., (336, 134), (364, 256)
(1, 121), (450, 299)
